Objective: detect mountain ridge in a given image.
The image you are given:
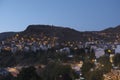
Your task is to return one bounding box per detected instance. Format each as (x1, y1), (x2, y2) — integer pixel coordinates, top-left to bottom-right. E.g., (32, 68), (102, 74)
(0, 25), (120, 42)
(102, 25), (120, 33)
(0, 32), (16, 41)
(21, 25), (83, 42)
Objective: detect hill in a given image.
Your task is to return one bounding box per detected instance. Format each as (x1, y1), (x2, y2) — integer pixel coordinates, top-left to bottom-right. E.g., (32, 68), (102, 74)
(0, 24), (120, 67)
(102, 25), (120, 33)
(21, 25), (85, 42)
(0, 32), (16, 41)
(0, 25), (120, 43)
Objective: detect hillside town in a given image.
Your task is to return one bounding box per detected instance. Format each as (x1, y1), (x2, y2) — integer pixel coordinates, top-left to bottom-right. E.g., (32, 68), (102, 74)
(0, 31), (120, 80)
(1, 33), (120, 56)
(0, 0), (120, 79)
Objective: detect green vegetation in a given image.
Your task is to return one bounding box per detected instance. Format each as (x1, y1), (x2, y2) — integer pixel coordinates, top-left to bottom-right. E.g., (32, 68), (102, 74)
(81, 55), (112, 80)
(0, 48), (112, 80)
(97, 55), (112, 73)
(42, 62), (73, 80)
(15, 66), (41, 80)
(113, 54), (120, 67)
(14, 62), (76, 80)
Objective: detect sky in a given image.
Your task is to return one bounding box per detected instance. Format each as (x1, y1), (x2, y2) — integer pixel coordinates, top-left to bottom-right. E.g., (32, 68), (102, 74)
(0, 0), (120, 32)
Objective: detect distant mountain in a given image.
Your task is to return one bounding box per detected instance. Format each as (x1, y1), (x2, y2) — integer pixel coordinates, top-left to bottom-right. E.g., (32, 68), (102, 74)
(102, 25), (120, 33)
(23, 25), (120, 42)
(0, 25), (120, 43)
(0, 32), (16, 41)
(22, 25), (85, 42)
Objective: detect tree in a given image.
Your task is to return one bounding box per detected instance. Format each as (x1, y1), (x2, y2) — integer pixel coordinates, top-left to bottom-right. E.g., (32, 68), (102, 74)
(16, 66), (41, 80)
(84, 55), (112, 80)
(97, 55), (112, 73)
(81, 59), (94, 77)
(86, 69), (104, 80)
(42, 62), (73, 80)
(113, 54), (120, 66)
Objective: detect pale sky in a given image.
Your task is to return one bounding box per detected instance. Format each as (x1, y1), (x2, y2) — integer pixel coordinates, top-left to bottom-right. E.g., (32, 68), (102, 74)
(0, 0), (120, 32)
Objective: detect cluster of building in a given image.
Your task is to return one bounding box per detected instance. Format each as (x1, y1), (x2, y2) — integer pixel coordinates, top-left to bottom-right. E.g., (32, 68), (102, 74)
(0, 34), (120, 58)
(1, 33), (120, 80)
(0, 34), (59, 53)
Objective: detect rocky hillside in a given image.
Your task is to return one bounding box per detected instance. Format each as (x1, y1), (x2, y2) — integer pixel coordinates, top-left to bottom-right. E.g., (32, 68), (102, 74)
(0, 25), (120, 43)
(21, 25), (86, 42)
(22, 25), (120, 43)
